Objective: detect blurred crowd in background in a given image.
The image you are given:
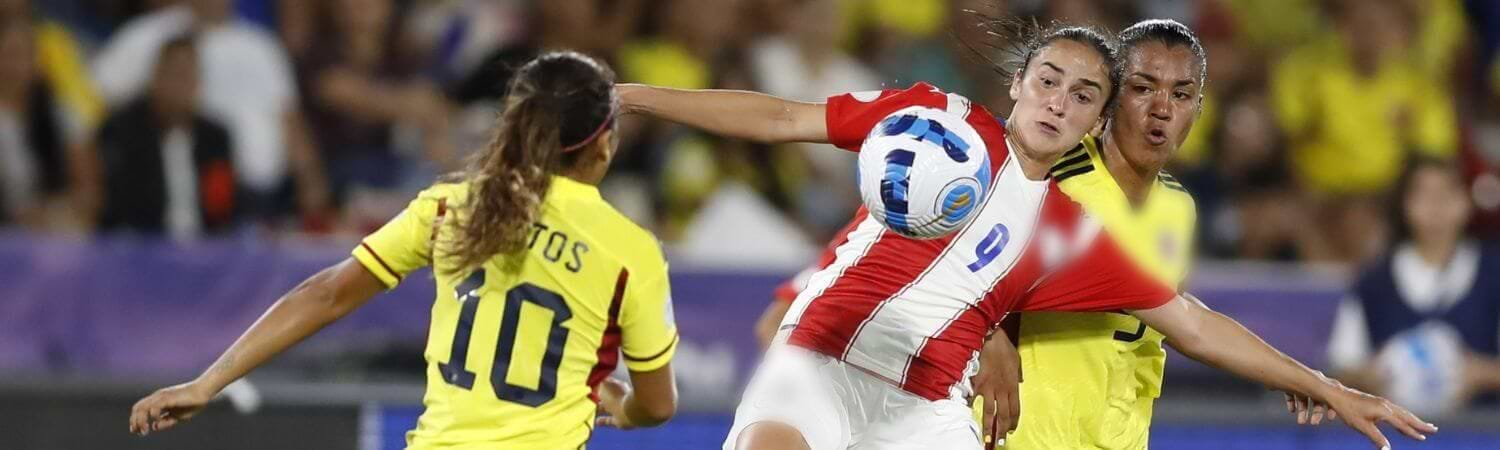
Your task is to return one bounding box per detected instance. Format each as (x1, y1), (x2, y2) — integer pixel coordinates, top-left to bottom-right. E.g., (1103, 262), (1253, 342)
(3, 0), (1500, 268)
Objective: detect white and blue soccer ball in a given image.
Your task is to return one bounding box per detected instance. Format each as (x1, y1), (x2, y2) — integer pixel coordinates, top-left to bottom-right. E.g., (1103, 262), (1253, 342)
(857, 106), (991, 239)
(1375, 321), (1465, 416)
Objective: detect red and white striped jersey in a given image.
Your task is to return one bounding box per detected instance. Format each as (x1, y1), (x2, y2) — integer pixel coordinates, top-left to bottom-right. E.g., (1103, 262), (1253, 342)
(772, 211), (865, 304)
(781, 83), (1175, 401)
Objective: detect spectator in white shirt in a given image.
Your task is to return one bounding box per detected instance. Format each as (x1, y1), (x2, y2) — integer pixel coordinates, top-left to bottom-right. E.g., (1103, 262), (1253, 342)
(747, 0), (878, 236)
(92, 0), (327, 225)
(1327, 158), (1500, 416)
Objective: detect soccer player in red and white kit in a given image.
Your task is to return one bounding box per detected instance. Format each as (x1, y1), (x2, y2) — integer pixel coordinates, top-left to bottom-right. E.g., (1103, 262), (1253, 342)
(620, 27), (1434, 450)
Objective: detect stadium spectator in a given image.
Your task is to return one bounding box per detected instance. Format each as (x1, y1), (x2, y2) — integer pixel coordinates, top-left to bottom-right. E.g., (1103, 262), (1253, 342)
(617, 0), (745, 237)
(536, 0), (646, 57)
(747, 0), (878, 236)
(297, 0), (453, 208)
(0, 0), (102, 142)
(0, 19), (91, 231)
(91, 0), (328, 225)
(1270, 0), (1458, 263)
(88, 35), (237, 239)
(1328, 158), (1500, 416)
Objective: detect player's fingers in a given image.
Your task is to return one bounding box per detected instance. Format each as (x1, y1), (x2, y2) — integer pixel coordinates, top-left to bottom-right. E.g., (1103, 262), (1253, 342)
(146, 402), (167, 429)
(1327, 407), (1338, 421)
(152, 416), (178, 432)
(981, 396), (997, 444)
(1349, 416), (1392, 450)
(130, 398), (147, 433)
(1379, 405), (1430, 442)
(1311, 403), (1326, 426)
(131, 398), (155, 435)
(1394, 406), (1437, 433)
(1007, 386), (1021, 432)
(1296, 396), (1310, 424)
(129, 402), (142, 434)
(596, 416), (617, 428)
(993, 395), (1011, 438)
(1285, 393), (1295, 414)
(1386, 414), (1426, 442)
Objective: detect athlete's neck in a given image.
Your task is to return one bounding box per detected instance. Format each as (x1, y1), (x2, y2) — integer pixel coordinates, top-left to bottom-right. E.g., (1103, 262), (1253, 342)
(561, 164), (606, 186)
(1100, 132), (1159, 206)
(1007, 136), (1056, 181)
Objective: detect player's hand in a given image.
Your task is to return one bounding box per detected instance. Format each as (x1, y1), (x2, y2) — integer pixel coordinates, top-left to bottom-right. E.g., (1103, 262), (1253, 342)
(1323, 383), (1438, 449)
(970, 330), (1022, 445)
(1283, 370), (1337, 426)
(129, 381), (215, 436)
(595, 377), (637, 429)
(1284, 391), (1336, 425)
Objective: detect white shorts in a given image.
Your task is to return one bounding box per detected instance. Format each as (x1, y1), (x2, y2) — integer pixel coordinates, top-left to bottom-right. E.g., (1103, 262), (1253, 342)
(723, 345), (982, 450)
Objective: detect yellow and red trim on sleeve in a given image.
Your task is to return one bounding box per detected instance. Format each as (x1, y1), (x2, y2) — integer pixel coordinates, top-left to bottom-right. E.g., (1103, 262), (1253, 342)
(353, 242), (403, 289)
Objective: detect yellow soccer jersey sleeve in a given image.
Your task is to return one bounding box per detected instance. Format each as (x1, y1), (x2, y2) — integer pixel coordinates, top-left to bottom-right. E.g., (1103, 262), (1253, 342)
(355, 179), (676, 450)
(352, 186), (447, 288)
(619, 247), (680, 372)
(1002, 136), (1196, 450)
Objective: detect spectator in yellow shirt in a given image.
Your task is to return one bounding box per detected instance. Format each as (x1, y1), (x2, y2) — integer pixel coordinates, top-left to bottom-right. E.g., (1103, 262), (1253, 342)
(1270, 0), (1457, 262)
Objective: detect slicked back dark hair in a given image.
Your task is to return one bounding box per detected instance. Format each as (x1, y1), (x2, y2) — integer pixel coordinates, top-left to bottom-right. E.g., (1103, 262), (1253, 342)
(1118, 19), (1207, 88)
(958, 15), (1123, 113)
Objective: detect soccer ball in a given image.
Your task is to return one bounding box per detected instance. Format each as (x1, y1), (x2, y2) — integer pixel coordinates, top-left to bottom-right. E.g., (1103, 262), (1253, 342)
(857, 106), (991, 239)
(1375, 321), (1465, 416)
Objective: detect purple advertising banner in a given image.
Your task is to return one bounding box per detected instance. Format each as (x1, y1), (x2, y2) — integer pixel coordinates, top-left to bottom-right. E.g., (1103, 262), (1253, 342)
(0, 234), (1348, 409)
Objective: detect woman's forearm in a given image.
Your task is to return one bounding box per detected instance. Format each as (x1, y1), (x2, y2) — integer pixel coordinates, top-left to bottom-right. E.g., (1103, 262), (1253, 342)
(195, 259), (383, 393)
(618, 84), (828, 144)
(1183, 307), (1339, 398)
(1137, 294), (1340, 400)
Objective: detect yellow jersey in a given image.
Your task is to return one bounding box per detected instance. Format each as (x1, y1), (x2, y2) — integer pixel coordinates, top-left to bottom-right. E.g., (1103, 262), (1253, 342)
(1270, 33), (1455, 195)
(1002, 136), (1196, 450)
(352, 177), (679, 450)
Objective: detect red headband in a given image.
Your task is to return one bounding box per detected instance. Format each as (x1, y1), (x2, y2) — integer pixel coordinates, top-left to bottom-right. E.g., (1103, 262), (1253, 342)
(562, 109), (616, 153)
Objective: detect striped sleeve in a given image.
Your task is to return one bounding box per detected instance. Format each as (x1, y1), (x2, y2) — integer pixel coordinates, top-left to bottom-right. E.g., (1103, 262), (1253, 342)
(351, 195), (441, 289)
(825, 82), (950, 151)
(618, 247), (679, 372)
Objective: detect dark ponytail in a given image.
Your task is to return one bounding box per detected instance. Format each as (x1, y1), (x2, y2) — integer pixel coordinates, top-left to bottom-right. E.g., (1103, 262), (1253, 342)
(443, 51), (616, 275)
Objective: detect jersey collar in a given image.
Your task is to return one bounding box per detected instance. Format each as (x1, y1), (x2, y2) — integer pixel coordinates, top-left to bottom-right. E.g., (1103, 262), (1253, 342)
(551, 175), (602, 200)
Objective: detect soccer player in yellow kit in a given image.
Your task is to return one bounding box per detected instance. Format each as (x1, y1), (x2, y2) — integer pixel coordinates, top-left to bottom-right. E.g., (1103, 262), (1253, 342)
(1000, 20), (1204, 450)
(128, 52), (680, 449)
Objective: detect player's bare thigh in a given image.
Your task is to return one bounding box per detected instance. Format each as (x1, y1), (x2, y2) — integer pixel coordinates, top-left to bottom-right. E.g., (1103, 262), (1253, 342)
(734, 421), (813, 450)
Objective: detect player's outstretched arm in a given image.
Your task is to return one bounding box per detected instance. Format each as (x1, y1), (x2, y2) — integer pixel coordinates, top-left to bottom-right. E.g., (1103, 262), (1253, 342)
(617, 84), (828, 144)
(596, 362), (678, 429)
(127, 258), (386, 436)
(1131, 294), (1439, 450)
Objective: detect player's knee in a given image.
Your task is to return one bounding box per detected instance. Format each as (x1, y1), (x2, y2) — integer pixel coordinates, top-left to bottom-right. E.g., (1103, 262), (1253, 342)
(735, 421), (812, 450)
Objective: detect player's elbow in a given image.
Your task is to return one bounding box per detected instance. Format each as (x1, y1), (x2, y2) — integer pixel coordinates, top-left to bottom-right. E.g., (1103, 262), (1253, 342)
(1165, 326), (1209, 359)
(766, 101), (824, 144)
(290, 259), (379, 320)
(287, 266), (344, 315)
(1163, 310), (1227, 363)
(1159, 312), (1211, 359)
(634, 396), (677, 427)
